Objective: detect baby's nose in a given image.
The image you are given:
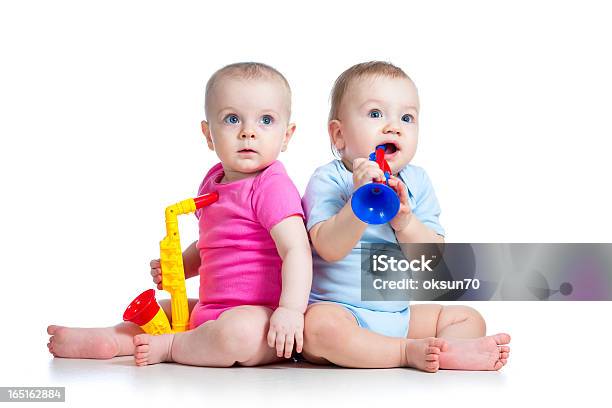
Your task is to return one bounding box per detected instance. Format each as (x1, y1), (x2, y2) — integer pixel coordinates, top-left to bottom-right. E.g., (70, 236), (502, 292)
(240, 130), (256, 139)
(383, 124), (401, 135)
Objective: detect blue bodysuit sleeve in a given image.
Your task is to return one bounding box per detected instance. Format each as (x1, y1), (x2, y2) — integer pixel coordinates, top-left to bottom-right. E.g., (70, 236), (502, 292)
(411, 167), (445, 237)
(302, 162), (350, 231)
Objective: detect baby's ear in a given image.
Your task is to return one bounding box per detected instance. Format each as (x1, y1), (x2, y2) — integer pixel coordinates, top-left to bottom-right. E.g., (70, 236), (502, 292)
(201, 121), (214, 151)
(328, 120), (345, 151)
(281, 123), (296, 152)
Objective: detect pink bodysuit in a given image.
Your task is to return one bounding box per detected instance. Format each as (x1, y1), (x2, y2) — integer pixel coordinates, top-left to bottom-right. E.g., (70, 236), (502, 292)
(188, 160), (304, 330)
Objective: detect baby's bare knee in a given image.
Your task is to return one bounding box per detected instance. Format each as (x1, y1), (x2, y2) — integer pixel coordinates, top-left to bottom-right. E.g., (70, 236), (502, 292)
(216, 312), (267, 359)
(451, 305), (486, 334)
(304, 306), (351, 353)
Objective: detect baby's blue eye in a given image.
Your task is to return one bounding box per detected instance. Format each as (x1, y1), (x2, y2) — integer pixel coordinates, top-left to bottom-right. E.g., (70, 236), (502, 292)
(401, 114), (414, 123)
(368, 109), (382, 118)
(260, 115), (274, 125)
(224, 114), (239, 124)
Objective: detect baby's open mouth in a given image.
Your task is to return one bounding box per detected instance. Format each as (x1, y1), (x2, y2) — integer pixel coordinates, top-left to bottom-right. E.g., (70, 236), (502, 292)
(377, 142), (399, 156)
(384, 143), (398, 154)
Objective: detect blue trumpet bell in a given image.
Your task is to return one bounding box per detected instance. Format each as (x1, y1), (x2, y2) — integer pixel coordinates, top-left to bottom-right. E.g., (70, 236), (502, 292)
(351, 181), (400, 225)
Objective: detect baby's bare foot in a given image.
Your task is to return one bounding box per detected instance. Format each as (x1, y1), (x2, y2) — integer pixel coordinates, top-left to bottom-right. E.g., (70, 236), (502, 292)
(402, 337), (448, 373)
(439, 333), (511, 371)
(133, 333), (174, 366)
(46, 325), (119, 359)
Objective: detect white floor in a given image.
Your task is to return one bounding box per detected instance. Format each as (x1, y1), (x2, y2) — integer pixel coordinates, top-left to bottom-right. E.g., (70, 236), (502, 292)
(2, 301), (610, 407)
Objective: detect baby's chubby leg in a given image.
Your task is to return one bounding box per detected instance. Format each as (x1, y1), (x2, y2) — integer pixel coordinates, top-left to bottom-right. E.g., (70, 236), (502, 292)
(408, 304), (487, 339)
(302, 303), (446, 372)
(47, 298), (199, 359)
(407, 304), (511, 370)
(133, 305), (283, 367)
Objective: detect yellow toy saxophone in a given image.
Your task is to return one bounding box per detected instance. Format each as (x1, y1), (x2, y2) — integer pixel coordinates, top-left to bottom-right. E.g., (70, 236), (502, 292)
(122, 192), (219, 334)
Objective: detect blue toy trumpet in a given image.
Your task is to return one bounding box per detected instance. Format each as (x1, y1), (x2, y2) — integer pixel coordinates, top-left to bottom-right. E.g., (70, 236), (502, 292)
(351, 144), (400, 224)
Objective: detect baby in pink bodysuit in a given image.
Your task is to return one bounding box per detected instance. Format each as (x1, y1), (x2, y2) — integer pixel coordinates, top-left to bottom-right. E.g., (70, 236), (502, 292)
(46, 62), (313, 367)
(189, 160), (304, 330)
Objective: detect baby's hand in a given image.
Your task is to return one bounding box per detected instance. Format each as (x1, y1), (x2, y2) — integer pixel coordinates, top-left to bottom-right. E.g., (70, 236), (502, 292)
(387, 175), (413, 232)
(267, 306), (304, 358)
(352, 158), (385, 190)
(150, 259), (163, 290)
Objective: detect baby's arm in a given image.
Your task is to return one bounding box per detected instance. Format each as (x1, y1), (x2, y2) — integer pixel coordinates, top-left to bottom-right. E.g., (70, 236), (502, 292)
(181, 240), (201, 279)
(267, 216), (312, 358)
(310, 202), (367, 262)
(310, 158), (384, 262)
(394, 217), (444, 244)
(387, 176), (444, 244)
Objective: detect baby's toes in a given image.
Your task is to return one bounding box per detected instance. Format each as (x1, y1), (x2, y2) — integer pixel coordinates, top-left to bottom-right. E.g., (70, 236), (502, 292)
(492, 333), (511, 345)
(134, 358), (148, 367)
(426, 353), (439, 362)
(134, 348), (150, 366)
(135, 344), (150, 355)
(134, 353), (149, 363)
(133, 334), (150, 347)
(426, 337), (447, 350)
(426, 346), (440, 355)
(135, 343), (149, 352)
(425, 361), (439, 372)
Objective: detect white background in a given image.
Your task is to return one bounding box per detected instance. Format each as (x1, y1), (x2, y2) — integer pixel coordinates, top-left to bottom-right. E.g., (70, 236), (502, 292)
(1, 0), (611, 407)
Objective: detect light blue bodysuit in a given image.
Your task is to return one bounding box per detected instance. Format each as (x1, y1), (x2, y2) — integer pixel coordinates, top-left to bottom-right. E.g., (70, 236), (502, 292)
(302, 160), (445, 338)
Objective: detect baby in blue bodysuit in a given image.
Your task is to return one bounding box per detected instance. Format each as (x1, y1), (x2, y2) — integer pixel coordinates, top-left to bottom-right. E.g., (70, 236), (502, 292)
(301, 61), (511, 372)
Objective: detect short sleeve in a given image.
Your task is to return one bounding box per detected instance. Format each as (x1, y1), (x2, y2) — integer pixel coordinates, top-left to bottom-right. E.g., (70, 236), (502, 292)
(302, 163), (349, 231)
(194, 163), (223, 220)
(412, 168), (445, 237)
(251, 162), (305, 232)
